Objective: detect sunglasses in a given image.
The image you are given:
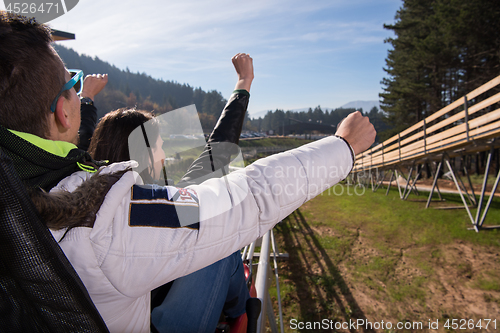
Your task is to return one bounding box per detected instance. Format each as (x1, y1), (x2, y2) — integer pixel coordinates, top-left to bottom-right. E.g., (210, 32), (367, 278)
(50, 69), (84, 112)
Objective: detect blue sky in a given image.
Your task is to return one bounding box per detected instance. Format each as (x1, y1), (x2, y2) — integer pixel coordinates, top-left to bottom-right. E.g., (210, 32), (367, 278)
(2, 0), (403, 116)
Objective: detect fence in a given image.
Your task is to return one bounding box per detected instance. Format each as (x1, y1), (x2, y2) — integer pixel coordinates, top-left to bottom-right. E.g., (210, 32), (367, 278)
(354, 75), (500, 171)
(351, 74), (500, 231)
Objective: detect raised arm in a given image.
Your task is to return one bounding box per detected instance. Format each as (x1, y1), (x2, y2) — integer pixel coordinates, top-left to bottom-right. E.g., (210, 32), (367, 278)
(232, 53), (254, 92)
(178, 54), (254, 186)
(78, 74), (108, 151)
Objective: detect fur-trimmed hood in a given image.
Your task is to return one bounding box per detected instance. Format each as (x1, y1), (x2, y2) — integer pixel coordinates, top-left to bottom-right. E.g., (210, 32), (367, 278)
(29, 161), (138, 237)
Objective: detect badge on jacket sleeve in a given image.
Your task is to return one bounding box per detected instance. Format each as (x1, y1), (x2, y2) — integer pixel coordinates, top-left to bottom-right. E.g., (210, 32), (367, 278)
(129, 185), (199, 229)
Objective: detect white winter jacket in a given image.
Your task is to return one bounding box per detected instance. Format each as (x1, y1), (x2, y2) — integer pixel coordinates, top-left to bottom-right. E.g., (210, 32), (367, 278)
(50, 136), (353, 333)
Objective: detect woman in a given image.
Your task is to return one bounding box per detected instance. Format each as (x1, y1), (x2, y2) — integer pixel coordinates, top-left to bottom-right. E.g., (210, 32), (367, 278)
(87, 53), (255, 333)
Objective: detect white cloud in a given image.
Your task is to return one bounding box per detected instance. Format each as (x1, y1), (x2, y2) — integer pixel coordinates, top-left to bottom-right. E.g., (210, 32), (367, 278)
(2, 0), (402, 111)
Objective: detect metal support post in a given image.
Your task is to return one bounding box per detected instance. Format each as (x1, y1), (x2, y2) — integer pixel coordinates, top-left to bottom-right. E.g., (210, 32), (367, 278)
(463, 156), (477, 206)
(477, 167), (500, 228)
(394, 169), (403, 199)
(456, 169), (476, 207)
(255, 231), (270, 333)
(410, 165), (421, 196)
(464, 96), (470, 142)
(370, 170), (375, 191)
(404, 165), (422, 200)
(423, 119), (427, 154)
(426, 159), (443, 208)
(445, 159), (477, 231)
(398, 133), (401, 161)
(373, 170), (386, 192)
(386, 170), (394, 196)
(382, 143), (384, 166)
(402, 165), (414, 199)
(474, 146), (494, 227)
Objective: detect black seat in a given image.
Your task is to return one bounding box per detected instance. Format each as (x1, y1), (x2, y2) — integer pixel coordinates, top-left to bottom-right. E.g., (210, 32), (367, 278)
(0, 148), (109, 332)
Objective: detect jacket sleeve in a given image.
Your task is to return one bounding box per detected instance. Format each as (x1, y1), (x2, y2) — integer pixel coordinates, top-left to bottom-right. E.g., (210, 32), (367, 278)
(91, 135), (353, 297)
(177, 90), (249, 186)
(78, 103), (98, 151)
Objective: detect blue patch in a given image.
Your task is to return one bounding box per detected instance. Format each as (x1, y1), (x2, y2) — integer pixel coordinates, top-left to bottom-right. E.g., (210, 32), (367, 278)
(131, 184), (199, 203)
(131, 184), (170, 200)
(129, 185), (199, 229)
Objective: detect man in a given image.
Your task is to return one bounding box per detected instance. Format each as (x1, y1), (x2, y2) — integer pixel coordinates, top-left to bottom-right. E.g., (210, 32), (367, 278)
(0, 12), (375, 333)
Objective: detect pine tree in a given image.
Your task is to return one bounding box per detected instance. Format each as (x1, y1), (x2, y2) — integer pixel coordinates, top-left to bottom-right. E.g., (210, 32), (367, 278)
(380, 0), (500, 130)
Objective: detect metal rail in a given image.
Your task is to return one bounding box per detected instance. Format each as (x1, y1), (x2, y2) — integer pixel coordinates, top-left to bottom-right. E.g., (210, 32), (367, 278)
(243, 228), (285, 333)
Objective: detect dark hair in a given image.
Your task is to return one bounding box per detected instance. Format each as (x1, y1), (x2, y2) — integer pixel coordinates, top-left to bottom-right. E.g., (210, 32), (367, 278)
(88, 108), (157, 163)
(0, 11), (67, 138)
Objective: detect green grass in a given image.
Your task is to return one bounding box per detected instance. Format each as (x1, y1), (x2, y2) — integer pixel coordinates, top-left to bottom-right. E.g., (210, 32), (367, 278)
(320, 184), (500, 247)
(475, 270), (500, 292)
(468, 173), (499, 186)
(268, 183), (500, 331)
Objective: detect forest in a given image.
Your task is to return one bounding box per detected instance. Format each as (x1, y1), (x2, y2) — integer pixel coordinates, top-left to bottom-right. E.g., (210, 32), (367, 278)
(380, 0), (500, 139)
(247, 106), (390, 143)
(53, 44), (227, 132)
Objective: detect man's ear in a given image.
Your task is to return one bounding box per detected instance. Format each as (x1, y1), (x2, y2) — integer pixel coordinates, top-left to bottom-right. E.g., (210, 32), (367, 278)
(54, 96), (71, 129)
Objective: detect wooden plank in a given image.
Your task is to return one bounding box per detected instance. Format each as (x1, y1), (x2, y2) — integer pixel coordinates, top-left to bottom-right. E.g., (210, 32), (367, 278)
(425, 107), (500, 148)
(424, 121), (500, 154)
(355, 142), (398, 163)
(470, 121), (500, 140)
(356, 118), (497, 168)
(400, 120), (425, 138)
(425, 98), (465, 124)
(425, 74), (500, 124)
(423, 93), (500, 137)
(370, 150), (384, 159)
(400, 139), (424, 155)
(381, 134), (400, 148)
(426, 110), (466, 136)
(399, 130), (425, 147)
(469, 107), (500, 129)
(426, 132), (468, 152)
(383, 142), (400, 154)
(401, 143), (425, 159)
(383, 151), (401, 163)
(467, 91), (500, 115)
(373, 74), (500, 159)
(358, 150), (371, 159)
(371, 143), (384, 152)
(466, 75), (500, 101)
(425, 124), (466, 146)
(371, 148), (383, 155)
(353, 76), (500, 170)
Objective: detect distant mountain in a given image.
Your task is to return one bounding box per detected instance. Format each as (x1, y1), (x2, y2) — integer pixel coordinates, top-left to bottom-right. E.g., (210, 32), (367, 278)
(340, 100), (380, 112)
